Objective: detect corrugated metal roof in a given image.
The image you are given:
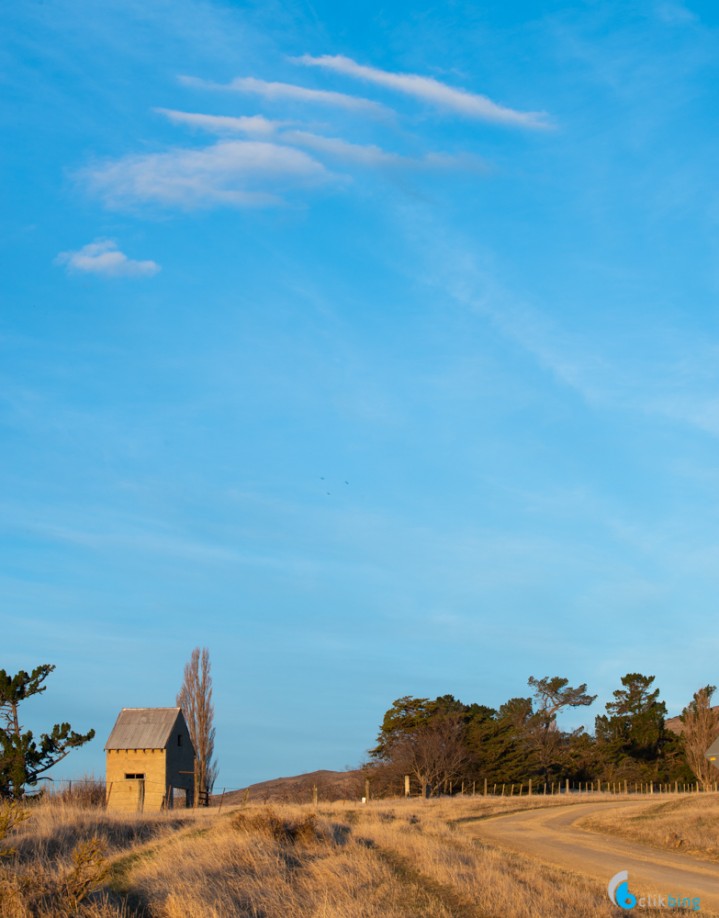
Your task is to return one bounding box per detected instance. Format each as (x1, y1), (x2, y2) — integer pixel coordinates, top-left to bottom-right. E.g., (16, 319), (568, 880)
(105, 707), (183, 750)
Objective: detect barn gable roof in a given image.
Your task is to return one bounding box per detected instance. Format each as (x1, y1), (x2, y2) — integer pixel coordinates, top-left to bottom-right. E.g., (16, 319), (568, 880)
(707, 735), (719, 761)
(105, 707), (187, 750)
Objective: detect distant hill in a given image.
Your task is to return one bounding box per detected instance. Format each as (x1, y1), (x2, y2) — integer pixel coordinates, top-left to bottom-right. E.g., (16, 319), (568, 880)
(214, 709), (719, 805)
(214, 768), (365, 806)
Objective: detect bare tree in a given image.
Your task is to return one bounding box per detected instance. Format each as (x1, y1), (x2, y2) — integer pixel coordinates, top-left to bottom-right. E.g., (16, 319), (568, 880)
(177, 647), (217, 805)
(386, 716), (466, 796)
(681, 685), (719, 789)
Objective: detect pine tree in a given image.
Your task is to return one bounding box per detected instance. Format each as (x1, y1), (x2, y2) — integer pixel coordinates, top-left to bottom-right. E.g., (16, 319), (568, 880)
(0, 665), (95, 799)
(595, 673), (672, 781)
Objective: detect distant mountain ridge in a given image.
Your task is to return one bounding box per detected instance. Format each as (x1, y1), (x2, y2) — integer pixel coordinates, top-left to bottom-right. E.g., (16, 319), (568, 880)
(216, 768), (364, 805)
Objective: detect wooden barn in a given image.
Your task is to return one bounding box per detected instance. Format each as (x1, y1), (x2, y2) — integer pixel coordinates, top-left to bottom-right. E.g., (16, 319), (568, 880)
(105, 707), (194, 812)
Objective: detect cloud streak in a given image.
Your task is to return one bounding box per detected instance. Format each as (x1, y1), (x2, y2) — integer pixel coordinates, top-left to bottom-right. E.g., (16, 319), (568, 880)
(296, 55), (551, 129)
(55, 240), (160, 277)
(156, 108), (283, 136)
(155, 111), (487, 173)
(179, 74), (389, 116)
(283, 129), (487, 172)
(81, 140), (330, 210)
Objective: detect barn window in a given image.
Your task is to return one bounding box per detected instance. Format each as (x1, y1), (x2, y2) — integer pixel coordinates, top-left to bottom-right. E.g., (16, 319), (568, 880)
(177, 734), (182, 746)
(125, 773), (145, 780)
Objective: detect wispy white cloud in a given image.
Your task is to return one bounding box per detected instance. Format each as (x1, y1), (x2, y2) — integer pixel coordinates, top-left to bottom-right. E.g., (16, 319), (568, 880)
(406, 211), (719, 440)
(81, 140), (330, 210)
(655, 1), (698, 25)
(281, 129), (488, 172)
(55, 240), (160, 277)
(158, 109), (487, 172)
(179, 74), (390, 116)
(282, 130), (401, 166)
(295, 54), (551, 129)
(156, 108), (284, 136)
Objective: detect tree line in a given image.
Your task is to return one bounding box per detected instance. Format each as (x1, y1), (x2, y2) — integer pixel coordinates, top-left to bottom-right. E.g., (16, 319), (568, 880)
(367, 675), (719, 796)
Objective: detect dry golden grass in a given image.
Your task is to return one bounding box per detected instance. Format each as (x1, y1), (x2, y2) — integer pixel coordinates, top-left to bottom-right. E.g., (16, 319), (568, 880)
(327, 797), (621, 917)
(0, 794), (641, 916)
(0, 797), (216, 917)
(580, 793), (719, 861)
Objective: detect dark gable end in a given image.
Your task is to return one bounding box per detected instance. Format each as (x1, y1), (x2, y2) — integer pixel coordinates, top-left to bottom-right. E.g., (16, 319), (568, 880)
(707, 735), (719, 762)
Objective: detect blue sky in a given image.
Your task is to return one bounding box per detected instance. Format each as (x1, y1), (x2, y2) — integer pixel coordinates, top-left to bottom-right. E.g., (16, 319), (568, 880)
(3, 0), (719, 788)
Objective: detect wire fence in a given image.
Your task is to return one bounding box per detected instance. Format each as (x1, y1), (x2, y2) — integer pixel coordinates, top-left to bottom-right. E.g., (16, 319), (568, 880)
(36, 774), (719, 810)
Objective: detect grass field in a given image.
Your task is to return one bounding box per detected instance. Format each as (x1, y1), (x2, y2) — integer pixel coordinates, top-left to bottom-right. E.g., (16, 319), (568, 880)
(579, 793), (719, 862)
(2, 792), (716, 916)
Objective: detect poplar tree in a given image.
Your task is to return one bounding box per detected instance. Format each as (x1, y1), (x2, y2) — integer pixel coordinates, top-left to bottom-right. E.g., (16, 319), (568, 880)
(680, 685), (719, 789)
(177, 647), (218, 805)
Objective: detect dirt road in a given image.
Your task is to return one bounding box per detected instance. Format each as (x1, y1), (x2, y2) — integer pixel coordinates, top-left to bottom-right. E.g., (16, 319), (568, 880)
(463, 801), (719, 914)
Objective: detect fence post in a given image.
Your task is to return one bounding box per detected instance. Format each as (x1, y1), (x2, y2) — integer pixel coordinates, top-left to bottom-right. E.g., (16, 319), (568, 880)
(528, 778), (532, 797)
(313, 785), (318, 807)
(365, 778), (371, 802)
(404, 775), (410, 797)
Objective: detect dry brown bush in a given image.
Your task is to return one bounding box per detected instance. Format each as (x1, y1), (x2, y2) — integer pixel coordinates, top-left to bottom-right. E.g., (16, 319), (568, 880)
(231, 808), (319, 845)
(0, 834), (110, 916)
(50, 778), (106, 810)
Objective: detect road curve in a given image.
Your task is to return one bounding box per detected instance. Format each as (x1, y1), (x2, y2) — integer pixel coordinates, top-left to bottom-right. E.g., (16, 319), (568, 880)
(462, 801), (719, 915)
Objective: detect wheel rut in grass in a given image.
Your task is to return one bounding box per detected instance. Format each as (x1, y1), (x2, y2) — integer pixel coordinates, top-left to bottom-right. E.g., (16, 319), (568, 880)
(361, 837), (486, 917)
(103, 813), (226, 916)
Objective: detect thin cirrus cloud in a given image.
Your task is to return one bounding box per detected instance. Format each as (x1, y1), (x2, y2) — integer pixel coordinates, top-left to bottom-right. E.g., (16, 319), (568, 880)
(295, 54), (551, 129)
(159, 113), (402, 166)
(282, 130), (488, 172)
(156, 108), (283, 136)
(178, 74), (390, 116)
(155, 110), (488, 173)
(281, 130), (407, 167)
(157, 114), (413, 167)
(55, 240), (160, 277)
(81, 140), (331, 210)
